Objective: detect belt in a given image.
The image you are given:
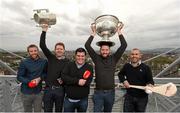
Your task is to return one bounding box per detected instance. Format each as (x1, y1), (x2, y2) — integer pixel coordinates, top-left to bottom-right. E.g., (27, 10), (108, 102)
(45, 85), (63, 90)
(95, 89), (114, 93)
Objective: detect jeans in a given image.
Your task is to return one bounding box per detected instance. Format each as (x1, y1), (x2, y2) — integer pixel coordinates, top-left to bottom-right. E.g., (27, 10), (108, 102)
(43, 86), (64, 112)
(21, 93), (42, 112)
(64, 96), (88, 112)
(123, 94), (148, 112)
(93, 89), (115, 112)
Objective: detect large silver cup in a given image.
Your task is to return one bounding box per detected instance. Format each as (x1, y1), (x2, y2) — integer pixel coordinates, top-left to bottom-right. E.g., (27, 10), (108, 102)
(94, 15), (122, 46)
(32, 9), (56, 27)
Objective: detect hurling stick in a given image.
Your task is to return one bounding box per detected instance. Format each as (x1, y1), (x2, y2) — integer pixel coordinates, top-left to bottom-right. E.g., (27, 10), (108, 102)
(119, 82), (177, 97)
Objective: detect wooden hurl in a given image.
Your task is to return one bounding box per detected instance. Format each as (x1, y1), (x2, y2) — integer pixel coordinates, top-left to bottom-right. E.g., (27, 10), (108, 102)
(117, 82), (177, 97)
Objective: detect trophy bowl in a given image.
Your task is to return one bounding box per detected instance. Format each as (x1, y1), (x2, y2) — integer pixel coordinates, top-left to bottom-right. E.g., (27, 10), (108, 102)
(32, 9), (56, 27)
(94, 15), (121, 46)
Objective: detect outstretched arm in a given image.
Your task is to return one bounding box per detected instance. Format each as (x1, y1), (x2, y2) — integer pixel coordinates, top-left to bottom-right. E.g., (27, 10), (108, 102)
(113, 23), (127, 62)
(85, 24), (98, 62)
(39, 24), (53, 58)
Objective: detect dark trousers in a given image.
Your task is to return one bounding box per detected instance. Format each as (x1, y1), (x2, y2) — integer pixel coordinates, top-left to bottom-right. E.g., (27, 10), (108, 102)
(123, 94), (148, 112)
(64, 96), (88, 112)
(93, 89), (115, 112)
(43, 86), (64, 112)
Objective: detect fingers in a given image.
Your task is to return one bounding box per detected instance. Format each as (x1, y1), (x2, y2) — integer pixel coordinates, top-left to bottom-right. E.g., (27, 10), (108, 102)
(91, 23), (96, 36)
(91, 23), (95, 26)
(118, 22), (124, 29)
(147, 84), (154, 87)
(57, 78), (63, 84)
(145, 87), (153, 94)
(78, 79), (86, 86)
(41, 24), (49, 32)
(123, 80), (130, 88)
(32, 77), (41, 85)
(117, 22), (124, 35)
(145, 85), (153, 94)
(145, 89), (153, 94)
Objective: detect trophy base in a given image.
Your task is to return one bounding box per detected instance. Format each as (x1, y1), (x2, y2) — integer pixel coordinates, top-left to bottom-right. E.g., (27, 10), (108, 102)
(96, 41), (115, 47)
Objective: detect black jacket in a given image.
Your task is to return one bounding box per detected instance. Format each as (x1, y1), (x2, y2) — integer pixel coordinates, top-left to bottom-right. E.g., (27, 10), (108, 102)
(61, 61), (93, 99)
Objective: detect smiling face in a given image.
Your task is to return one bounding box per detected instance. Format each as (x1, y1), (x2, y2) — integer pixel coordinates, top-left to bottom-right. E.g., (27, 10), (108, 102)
(130, 48), (142, 63)
(75, 52), (86, 65)
(54, 45), (65, 58)
(28, 46), (39, 60)
(100, 45), (111, 58)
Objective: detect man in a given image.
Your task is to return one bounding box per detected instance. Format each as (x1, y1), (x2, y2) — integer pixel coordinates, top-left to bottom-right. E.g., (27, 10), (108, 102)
(118, 48), (154, 112)
(17, 44), (47, 112)
(85, 23), (127, 112)
(40, 24), (69, 112)
(61, 48), (93, 112)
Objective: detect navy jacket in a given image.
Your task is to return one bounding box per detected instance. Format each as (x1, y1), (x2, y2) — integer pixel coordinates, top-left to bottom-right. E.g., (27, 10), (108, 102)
(17, 57), (47, 94)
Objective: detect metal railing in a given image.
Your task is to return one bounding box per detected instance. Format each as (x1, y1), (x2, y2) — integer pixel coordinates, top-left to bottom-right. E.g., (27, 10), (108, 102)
(0, 48), (179, 112)
(0, 75), (180, 112)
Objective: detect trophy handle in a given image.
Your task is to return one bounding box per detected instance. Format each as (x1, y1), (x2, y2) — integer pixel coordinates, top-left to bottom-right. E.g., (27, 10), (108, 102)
(33, 9), (49, 13)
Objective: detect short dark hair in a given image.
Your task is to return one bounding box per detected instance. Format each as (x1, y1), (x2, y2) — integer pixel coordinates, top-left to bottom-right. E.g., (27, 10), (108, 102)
(99, 42), (112, 47)
(75, 48), (86, 55)
(55, 42), (65, 50)
(27, 44), (39, 52)
(100, 44), (110, 50)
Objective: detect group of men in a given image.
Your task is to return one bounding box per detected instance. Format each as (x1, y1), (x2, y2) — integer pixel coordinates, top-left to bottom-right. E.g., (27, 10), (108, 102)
(17, 23), (154, 112)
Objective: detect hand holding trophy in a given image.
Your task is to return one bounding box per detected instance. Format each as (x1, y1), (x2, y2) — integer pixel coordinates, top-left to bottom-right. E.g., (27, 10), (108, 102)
(92, 15), (123, 46)
(91, 23), (96, 36)
(41, 24), (49, 32)
(117, 22), (124, 35)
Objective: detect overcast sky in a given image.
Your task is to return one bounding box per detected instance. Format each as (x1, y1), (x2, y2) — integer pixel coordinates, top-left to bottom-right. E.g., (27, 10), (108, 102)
(0, 0), (180, 51)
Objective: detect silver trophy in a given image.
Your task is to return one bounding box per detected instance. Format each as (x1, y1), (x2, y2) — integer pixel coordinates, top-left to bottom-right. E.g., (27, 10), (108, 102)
(94, 15), (122, 46)
(32, 9), (56, 27)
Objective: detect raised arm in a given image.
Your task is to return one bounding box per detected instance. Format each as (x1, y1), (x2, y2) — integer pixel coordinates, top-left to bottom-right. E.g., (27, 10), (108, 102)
(85, 24), (98, 62)
(39, 24), (53, 58)
(113, 23), (127, 62)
